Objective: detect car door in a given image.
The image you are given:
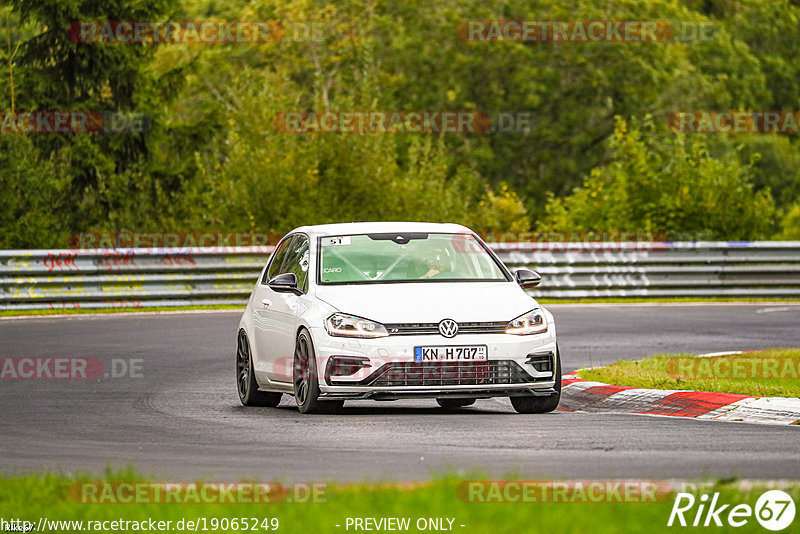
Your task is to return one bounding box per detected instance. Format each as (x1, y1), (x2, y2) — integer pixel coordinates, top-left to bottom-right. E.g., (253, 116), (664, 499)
(252, 234), (310, 383)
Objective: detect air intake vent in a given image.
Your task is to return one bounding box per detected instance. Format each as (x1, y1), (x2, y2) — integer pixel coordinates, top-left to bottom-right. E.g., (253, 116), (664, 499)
(525, 351), (553, 373)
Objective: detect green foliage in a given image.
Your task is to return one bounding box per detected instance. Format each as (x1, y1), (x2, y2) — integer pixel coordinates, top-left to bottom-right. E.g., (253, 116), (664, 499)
(182, 0), (527, 234)
(0, 136), (68, 248)
(11, 0), (171, 110)
(715, 0), (800, 109)
(779, 202), (800, 240)
(473, 184), (530, 232)
(2, 0), (800, 247)
(2, 0), (187, 245)
(373, 0), (771, 211)
(709, 135), (800, 209)
(540, 117), (775, 240)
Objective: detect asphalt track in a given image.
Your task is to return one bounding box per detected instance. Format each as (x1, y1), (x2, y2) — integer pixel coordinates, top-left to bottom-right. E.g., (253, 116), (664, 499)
(1, 304), (799, 482)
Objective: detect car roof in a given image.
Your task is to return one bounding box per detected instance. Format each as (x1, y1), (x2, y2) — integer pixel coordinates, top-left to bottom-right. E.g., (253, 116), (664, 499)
(289, 221), (473, 237)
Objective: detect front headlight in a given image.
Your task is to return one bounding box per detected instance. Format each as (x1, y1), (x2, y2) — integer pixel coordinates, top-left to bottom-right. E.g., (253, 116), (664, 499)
(506, 309), (548, 335)
(325, 313), (389, 338)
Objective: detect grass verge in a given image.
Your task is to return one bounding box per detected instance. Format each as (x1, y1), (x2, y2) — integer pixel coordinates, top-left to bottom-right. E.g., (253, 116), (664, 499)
(1, 472), (798, 534)
(580, 348), (800, 397)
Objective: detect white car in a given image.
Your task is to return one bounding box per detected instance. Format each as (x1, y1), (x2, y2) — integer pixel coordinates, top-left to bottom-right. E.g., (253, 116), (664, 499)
(236, 222), (560, 414)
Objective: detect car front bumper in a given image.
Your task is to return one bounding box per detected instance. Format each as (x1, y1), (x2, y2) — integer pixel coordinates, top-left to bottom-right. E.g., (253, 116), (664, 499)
(310, 327), (558, 400)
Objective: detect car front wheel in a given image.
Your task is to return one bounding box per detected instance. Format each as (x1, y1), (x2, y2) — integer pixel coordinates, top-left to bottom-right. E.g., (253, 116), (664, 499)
(510, 345), (562, 414)
(293, 329), (344, 414)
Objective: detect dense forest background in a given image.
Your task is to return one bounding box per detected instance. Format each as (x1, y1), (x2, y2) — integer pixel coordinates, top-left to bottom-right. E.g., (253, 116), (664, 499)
(2, 0), (800, 248)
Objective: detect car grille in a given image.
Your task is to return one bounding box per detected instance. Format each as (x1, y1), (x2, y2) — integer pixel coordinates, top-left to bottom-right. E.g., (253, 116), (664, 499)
(384, 321), (507, 335)
(337, 360), (538, 387)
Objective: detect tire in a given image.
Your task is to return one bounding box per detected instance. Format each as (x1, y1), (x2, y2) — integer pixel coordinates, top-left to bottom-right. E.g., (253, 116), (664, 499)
(237, 330), (282, 407)
(510, 345), (562, 414)
(436, 398), (476, 409)
(293, 329), (344, 414)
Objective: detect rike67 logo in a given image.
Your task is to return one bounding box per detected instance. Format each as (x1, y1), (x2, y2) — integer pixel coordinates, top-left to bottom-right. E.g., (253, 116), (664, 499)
(668, 490), (795, 531)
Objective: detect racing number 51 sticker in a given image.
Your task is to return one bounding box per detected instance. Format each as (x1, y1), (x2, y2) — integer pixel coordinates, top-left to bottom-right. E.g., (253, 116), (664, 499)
(323, 236), (351, 246)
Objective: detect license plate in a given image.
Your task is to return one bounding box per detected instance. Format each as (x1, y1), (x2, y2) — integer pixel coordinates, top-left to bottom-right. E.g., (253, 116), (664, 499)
(414, 345), (488, 362)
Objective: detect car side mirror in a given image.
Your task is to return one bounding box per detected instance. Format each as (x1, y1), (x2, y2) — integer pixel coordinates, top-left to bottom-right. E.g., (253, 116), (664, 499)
(268, 272), (301, 294)
(515, 269), (541, 289)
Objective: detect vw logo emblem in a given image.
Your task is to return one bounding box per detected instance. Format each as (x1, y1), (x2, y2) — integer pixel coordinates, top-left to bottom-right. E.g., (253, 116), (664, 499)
(438, 319), (458, 338)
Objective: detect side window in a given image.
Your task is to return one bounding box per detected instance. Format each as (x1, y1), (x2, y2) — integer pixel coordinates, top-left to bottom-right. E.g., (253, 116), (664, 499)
(264, 237), (292, 283)
(281, 235), (310, 291)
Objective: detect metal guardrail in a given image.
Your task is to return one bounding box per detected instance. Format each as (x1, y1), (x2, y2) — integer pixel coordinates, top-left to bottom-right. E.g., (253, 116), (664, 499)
(1, 242), (799, 310)
(0, 247), (272, 311)
(496, 241), (800, 298)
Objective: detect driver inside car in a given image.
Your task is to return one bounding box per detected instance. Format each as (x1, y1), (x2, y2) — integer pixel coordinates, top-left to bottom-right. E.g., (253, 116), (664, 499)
(419, 245), (454, 279)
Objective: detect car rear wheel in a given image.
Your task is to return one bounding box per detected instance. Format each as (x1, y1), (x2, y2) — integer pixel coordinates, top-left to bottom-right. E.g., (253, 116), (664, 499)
(293, 329), (344, 414)
(237, 330), (282, 407)
(436, 398), (476, 409)
(510, 345), (561, 414)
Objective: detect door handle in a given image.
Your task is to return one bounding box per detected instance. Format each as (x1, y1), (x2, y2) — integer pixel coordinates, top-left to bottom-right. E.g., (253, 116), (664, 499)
(261, 298), (272, 307)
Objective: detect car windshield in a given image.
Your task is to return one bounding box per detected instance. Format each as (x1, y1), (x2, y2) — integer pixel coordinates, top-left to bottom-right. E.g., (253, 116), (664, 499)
(318, 233), (508, 284)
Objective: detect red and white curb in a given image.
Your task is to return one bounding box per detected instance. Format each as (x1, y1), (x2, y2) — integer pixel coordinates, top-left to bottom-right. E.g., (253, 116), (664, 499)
(559, 372), (800, 426)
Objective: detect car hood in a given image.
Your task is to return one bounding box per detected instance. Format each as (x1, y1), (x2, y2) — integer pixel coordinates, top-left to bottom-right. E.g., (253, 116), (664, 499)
(314, 281), (538, 323)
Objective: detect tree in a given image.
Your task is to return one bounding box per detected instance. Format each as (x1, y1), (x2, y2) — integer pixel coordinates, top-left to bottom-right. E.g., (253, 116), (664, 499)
(373, 0), (769, 214)
(6, 0), (183, 237)
(0, 136), (68, 248)
(778, 202), (800, 240)
(540, 116), (775, 240)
